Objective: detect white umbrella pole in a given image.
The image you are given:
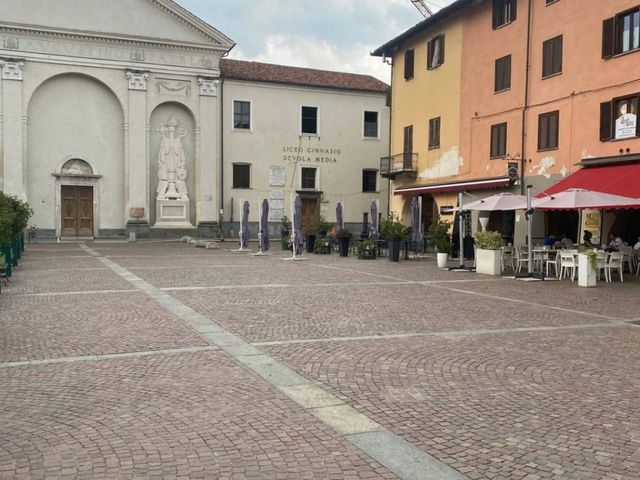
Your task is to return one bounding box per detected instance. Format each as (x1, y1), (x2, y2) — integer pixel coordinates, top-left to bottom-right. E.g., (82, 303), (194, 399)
(239, 198), (243, 248)
(527, 185), (534, 275)
(290, 193), (296, 259)
(258, 197), (263, 254)
(458, 192), (464, 268)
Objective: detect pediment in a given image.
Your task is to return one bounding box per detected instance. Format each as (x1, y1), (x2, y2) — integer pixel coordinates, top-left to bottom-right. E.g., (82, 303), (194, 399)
(0, 0), (234, 49)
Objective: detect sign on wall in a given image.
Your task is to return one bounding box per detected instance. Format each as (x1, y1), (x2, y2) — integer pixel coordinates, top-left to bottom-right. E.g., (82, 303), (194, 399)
(269, 166), (286, 187)
(580, 209), (602, 245)
(615, 113), (637, 140)
(269, 189), (284, 221)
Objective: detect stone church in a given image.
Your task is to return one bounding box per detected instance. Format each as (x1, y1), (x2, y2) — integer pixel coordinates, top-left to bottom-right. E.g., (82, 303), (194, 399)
(0, 0), (234, 240)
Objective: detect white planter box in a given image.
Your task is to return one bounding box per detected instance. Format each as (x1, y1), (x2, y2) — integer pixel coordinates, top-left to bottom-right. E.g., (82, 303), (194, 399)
(436, 252), (448, 268)
(476, 248), (502, 276)
(578, 253), (597, 287)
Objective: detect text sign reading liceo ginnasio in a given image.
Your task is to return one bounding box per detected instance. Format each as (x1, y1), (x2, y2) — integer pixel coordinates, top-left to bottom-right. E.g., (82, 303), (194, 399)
(282, 146), (342, 164)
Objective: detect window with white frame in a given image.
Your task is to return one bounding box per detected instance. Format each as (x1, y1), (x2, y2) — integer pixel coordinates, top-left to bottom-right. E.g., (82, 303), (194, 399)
(363, 111), (379, 138)
(301, 167), (318, 189)
(233, 100), (251, 130)
(301, 106), (318, 134)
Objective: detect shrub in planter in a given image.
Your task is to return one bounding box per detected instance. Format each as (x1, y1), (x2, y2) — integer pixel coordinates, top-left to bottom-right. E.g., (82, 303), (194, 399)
(474, 230), (503, 275)
(357, 239), (376, 259)
(281, 236), (292, 251)
(474, 230), (503, 250)
(313, 236), (332, 254)
(434, 237), (451, 268)
(316, 215), (332, 237)
(380, 216), (410, 262)
(280, 215), (291, 237)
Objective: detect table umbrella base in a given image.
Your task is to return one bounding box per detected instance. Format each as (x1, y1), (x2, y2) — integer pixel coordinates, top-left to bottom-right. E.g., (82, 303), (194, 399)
(447, 267), (476, 272)
(252, 251), (271, 256)
(283, 256), (308, 261)
(512, 272), (551, 281)
(233, 248), (251, 253)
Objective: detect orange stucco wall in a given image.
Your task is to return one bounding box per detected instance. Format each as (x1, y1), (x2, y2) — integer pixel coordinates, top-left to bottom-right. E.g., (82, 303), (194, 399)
(461, 0), (640, 191)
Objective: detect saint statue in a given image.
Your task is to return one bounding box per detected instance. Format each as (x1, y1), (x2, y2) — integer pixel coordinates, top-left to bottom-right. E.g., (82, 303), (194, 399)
(156, 116), (189, 200)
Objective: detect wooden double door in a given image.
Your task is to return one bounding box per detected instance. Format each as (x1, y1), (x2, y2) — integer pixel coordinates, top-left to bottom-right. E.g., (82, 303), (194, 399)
(301, 198), (319, 235)
(61, 186), (94, 237)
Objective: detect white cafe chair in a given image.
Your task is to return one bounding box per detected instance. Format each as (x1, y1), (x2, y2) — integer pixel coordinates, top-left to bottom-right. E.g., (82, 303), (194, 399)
(559, 252), (578, 281)
(595, 251), (608, 281)
(514, 246), (529, 273)
(605, 252), (624, 282)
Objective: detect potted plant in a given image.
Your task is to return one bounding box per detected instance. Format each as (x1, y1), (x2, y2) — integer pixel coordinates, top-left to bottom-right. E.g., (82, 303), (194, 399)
(313, 236), (332, 254)
(434, 237), (451, 268)
(336, 228), (352, 257)
(316, 215), (332, 237)
(380, 215), (410, 262)
(578, 249), (598, 287)
(474, 230), (503, 275)
(357, 239), (376, 259)
(280, 215), (291, 238)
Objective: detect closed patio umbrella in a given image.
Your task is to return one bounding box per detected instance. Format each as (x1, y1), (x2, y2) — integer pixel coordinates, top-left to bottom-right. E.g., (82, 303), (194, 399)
(240, 200), (250, 250)
(292, 195), (304, 256)
(534, 188), (640, 210)
(336, 202), (344, 231)
(369, 200), (378, 240)
(259, 198), (270, 253)
(411, 197), (422, 243)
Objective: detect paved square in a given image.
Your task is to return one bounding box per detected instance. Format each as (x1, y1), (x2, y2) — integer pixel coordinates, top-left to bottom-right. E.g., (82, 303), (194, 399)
(1, 242), (639, 479)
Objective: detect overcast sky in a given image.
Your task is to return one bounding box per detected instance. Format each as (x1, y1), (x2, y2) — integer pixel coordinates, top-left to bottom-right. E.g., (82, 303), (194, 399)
(178, 0), (455, 83)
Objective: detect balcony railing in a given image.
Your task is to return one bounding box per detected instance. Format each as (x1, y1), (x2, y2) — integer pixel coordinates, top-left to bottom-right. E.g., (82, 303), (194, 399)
(380, 152), (418, 179)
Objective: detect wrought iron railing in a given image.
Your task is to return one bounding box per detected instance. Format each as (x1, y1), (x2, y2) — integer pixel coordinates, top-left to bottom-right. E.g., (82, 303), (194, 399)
(380, 152), (418, 178)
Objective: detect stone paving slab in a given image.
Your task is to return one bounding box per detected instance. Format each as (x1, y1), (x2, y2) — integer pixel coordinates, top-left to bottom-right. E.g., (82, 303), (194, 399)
(0, 292), (207, 363)
(0, 351), (398, 480)
(172, 282), (617, 342)
(266, 326), (640, 480)
(2, 267), (133, 295)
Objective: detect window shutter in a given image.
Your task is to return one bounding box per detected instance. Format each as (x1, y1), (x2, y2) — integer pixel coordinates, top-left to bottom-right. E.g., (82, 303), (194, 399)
(427, 39), (433, 69)
(550, 112), (559, 148)
(505, 55), (511, 88)
(554, 36), (563, 74)
(599, 101), (613, 141)
(602, 17), (615, 59)
(538, 114), (546, 150)
(440, 34), (445, 65)
(510, 0), (517, 22)
(404, 49), (414, 79)
(492, 0), (500, 29)
(542, 40), (552, 77)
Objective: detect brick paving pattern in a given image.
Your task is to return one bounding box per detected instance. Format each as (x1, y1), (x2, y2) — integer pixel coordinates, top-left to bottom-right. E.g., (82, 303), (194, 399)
(1, 241), (639, 479)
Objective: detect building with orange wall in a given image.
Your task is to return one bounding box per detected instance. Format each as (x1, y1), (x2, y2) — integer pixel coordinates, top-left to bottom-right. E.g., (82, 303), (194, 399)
(374, 0), (640, 246)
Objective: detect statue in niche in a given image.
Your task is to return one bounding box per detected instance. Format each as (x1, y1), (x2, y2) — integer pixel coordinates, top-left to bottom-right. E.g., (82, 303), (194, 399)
(156, 116), (189, 200)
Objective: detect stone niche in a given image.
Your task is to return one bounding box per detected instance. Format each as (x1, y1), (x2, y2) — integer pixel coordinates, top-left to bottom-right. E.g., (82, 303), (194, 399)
(149, 102), (196, 227)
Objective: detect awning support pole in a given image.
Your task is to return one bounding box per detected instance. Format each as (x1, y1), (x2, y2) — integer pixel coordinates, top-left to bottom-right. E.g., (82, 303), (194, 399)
(458, 191), (464, 268)
(527, 185), (533, 275)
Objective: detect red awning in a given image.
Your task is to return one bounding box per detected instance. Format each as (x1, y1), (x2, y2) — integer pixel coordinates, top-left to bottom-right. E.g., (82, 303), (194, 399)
(394, 177), (511, 196)
(538, 162), (640, 199)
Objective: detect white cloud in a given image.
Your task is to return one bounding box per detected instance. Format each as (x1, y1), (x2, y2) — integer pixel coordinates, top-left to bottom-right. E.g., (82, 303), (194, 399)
(232, 34), (391, 82)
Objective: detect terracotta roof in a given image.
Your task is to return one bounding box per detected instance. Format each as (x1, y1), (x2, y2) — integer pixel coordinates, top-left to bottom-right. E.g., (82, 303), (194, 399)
(220, 58), (389, 93)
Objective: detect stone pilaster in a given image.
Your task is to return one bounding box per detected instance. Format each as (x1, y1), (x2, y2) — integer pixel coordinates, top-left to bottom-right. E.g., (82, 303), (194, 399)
(1, 59), (26, 198)
(197, 77), (220, 223)
(125, 69), (149, 224)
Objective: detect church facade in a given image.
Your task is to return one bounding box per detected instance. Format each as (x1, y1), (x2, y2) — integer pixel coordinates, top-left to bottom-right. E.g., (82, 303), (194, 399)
(1, 0), (233, 240)
(0, 0), (389, 241)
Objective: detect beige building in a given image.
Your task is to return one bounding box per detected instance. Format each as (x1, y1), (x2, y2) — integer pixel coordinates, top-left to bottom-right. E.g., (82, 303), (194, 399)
(1, 0), (389, 242)
(0, 0), (233, 240)
(219, 59), (389, 238)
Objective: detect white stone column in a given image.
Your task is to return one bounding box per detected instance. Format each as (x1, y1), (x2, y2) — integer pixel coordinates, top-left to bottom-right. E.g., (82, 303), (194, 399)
(126, 70), (149, 224)
(1, 59), (25, 198)
(197, 77), (220, 225)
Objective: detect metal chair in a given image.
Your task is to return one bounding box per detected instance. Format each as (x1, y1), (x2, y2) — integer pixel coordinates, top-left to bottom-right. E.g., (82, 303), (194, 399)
(515, 246), (529, 273)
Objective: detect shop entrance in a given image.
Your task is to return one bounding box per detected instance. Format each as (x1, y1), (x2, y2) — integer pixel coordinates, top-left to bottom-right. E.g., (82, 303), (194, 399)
(61, 185), (94, 237)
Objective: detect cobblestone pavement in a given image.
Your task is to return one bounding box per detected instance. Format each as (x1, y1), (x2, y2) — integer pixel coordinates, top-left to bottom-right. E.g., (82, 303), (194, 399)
(1, 241), (639, 479)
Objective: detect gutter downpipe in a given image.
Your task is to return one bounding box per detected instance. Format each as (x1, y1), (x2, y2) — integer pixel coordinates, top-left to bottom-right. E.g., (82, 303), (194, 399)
(387, 54), (394, 217)
(219, 75), (225, 239)
(520, 0), (533, 196)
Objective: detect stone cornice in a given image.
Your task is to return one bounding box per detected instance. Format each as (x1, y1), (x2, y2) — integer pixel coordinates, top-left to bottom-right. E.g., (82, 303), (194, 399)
(151, 0), (235, 49)
(0, 22), (229, 55)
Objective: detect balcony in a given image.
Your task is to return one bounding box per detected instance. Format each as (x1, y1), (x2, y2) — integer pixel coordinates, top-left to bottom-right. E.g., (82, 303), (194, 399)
(380, 153), (418, 179)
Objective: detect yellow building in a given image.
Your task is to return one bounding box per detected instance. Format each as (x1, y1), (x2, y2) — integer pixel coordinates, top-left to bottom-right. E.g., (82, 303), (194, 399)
(373, 5), (466, 230)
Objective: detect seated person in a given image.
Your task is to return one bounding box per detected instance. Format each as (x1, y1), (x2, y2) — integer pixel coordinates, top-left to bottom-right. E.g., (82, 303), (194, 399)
(559, 234), (574, 250)
(608, 232), (623, 252)
(583, 230), (595, 248)
(634, 236), (640, 251)
(542, 234), (556, 247)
